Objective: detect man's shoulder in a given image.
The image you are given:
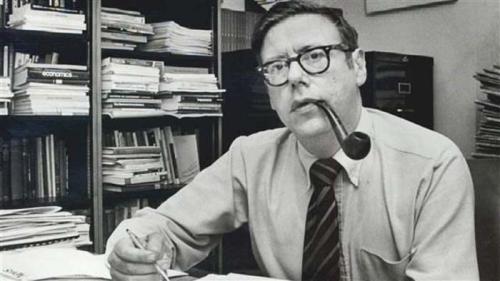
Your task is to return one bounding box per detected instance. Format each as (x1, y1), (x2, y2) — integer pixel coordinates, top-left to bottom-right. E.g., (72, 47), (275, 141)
(366, 108), (459, 159)
(233, 127), (293, 150)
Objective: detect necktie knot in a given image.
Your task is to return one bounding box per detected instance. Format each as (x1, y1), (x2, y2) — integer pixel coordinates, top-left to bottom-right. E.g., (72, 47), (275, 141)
(309, 158), (342, 188)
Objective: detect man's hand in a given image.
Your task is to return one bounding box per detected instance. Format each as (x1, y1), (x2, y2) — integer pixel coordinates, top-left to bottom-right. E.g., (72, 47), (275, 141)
(108, 232), (170, 281)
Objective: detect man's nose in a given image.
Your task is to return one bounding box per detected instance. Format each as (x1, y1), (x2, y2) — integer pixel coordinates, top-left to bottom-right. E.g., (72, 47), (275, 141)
(287, 60), (306, 85)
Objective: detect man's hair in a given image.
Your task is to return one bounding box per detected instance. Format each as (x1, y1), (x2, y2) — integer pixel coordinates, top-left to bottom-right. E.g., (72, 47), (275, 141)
(251, 0), (359, 60)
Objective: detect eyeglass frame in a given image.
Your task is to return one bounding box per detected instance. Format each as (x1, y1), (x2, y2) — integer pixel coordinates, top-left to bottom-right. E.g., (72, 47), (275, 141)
(256, 43), (354, 87)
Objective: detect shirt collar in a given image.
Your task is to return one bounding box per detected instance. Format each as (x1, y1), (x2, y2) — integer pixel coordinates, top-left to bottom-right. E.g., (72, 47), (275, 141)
(297, 107), (372, 188)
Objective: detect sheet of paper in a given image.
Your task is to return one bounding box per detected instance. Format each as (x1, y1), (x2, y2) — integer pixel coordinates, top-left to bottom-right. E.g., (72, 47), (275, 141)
(197, 273), (288, 280)
(0, 247), (188, 280)
(0, 206), (62, 217)
(0, 248), (110, 280)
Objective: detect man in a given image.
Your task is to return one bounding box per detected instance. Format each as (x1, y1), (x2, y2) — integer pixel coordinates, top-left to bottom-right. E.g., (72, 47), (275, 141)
(107, 1), (479, 280)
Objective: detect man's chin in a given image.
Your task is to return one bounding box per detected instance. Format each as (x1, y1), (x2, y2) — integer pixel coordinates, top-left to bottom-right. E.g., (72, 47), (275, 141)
(292, 121), (331, 139)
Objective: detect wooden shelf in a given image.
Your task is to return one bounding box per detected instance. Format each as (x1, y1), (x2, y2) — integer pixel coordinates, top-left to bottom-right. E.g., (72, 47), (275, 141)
(0, 196), (92, 210)
(0, 28), (88, 44)
(104, 185), (184, 201)
(0, 115), (89, 122)
(101, 49), (214, 65)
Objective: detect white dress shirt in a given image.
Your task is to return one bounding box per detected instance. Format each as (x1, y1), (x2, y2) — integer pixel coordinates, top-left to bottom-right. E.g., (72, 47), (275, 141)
(106, 107), (479, 281)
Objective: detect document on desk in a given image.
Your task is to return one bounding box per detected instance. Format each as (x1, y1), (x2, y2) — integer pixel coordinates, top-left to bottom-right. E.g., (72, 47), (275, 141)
(0, 247), (187, 280)
(198, 273), (288, 280)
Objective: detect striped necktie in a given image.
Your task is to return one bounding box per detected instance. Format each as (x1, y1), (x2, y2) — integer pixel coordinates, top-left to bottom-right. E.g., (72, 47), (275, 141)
(302, 158), (342, 281)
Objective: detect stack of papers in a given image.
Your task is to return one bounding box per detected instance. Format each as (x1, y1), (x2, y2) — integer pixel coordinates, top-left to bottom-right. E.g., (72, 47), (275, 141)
(0, 206), (91, 251)
(101, 7), (153, 51)
(141, 21), (212, 56)
(473, 64), (500, 158)
(8, 3), (86, 34)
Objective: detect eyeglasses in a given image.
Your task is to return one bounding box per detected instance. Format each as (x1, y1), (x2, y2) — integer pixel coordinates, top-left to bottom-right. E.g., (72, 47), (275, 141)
(257, 43), (352, 87)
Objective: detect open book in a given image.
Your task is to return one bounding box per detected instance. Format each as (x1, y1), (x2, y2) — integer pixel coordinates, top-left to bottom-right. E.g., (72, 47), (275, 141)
(0, 247), (187, 281)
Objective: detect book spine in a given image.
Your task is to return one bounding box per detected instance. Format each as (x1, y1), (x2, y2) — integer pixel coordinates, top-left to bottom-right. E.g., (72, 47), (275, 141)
(25, 68), (90, 80)
(102, 57), (162, 68)
(35, 136), (44, 199)
(9, 138), (23, 201)
(1, 138), (10, 202)
(164, 127), (180, 184)
(21, 78), (90, 85)
(54, 136), (61, 198)
(0, 0), (4, 28)
(0, 137), (3, 202)
(42, 135), (49, 198)
(153, 127), (171, 183)
(28, 2), (82, 14)
(20, 137), (29, 199)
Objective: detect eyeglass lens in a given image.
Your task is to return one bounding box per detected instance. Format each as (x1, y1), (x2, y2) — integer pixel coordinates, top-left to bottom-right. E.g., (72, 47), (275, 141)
(263, 46), (331, 86)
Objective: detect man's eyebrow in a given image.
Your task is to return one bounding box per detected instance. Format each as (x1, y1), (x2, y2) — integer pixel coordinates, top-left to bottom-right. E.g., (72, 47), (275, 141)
(262, 54), (288, 64)
(295, 44), (318, 53)
(262, 44), (324, 63)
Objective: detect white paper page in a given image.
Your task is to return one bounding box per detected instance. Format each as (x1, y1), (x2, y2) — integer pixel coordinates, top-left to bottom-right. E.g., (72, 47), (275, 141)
(0, 206), (62, 217)
(0, 247), (188, 280)
(0, 248), (110, 280)
(197, 273), (288, 280)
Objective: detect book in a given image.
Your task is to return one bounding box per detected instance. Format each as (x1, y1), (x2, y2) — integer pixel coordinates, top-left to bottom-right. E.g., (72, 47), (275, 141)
(103, 146), (161, 155)
(173, 134), (200, 184)
(103, 181), (166, 192)
(13, 2), (84, 15)
(102, 57), (164, 68)
(14, 66), (89, 86)
(101, 7), (142, 16)
(15, 62), (87, 72)
(103, 171), (168, 185)
(164, 127), (179, 184)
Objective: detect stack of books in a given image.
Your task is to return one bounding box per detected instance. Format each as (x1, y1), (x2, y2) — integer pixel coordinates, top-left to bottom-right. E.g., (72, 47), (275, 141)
(11, 62), (89, 115)
(221, 9), (262, 52)
(1, 134), (71, 202)
(0, 206), (91, 251)
(103, 126), (201, 189)
(7, 1), (86, 34)
(102, 146), (168, 192)
(473, 64), (500, 158)
(160, 66), (224, 117)
(0, 76), (12, 115)
(102, 57), (164, 118)
(140, 21), (212, 56)
(101, 7), (153, 51)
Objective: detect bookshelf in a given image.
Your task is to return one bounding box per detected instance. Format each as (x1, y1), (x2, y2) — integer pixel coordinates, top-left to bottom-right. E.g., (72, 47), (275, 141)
(1, 0), (224, 269)
(0, 0), (93, 250)
(92, 2), (223, 274)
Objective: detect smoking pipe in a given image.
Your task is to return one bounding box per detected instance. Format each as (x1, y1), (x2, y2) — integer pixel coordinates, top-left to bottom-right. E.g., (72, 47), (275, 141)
(313, 101), (371, 160)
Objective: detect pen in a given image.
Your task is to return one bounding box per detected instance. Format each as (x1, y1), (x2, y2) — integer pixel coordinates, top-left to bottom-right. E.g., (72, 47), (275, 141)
(126, 229), (171, 281)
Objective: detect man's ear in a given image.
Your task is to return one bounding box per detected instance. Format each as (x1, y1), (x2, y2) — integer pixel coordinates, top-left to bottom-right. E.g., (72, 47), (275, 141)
(352, 48), (367, 87)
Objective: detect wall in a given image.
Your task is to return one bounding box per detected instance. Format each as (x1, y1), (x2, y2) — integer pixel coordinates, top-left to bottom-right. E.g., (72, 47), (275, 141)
(319, 0), (500, 156)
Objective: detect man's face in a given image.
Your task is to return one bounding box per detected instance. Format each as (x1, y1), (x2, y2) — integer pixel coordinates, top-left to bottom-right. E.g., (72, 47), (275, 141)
(260, 14), (366, 140)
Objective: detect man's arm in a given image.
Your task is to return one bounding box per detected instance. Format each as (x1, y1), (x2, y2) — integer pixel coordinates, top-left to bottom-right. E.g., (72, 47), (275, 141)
(406, 144), (479, 280)
(106, 136), (250, 271)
